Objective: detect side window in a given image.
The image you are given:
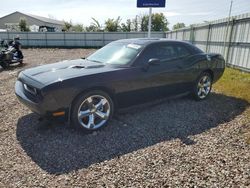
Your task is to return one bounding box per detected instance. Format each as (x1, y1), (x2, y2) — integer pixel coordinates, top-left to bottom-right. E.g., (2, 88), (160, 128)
(137, 43), (191, 65)
(174, 45), (192, 58)
(138, 44), (160, 63)
(140, 44), (177, 62)
(156, 45), (177, 61)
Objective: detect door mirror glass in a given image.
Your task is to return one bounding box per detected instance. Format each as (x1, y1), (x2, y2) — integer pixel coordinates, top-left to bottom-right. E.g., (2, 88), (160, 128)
(148, 58), (160, 66)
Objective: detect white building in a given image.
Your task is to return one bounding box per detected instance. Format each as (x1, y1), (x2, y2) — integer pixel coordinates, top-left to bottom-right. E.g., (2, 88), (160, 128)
(0, 11), (64, 32)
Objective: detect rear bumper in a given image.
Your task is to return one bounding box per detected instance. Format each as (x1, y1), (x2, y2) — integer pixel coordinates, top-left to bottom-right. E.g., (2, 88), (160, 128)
(214, 55), (226, 83)
(213, 68), (225, 83)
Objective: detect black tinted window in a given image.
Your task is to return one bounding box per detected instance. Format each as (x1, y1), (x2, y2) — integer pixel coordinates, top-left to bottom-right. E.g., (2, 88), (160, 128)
(157, 45), (177, 60)
(175, 44), (192, 58)
(141, 43), (177, 62)
(138, 42), (192, 65)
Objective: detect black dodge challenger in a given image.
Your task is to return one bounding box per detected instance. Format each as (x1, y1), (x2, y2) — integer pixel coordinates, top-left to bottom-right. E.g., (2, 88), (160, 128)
(15, 38), (225, 131)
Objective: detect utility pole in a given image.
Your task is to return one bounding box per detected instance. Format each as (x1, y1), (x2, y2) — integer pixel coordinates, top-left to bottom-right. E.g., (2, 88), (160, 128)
(148, 7), (152, 38)
(223, 0), (233, 57)
(137, 0), (166, 38)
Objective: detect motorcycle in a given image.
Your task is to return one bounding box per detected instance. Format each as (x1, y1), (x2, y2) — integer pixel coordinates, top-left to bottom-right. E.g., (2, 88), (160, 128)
(0, 39), (24, 69)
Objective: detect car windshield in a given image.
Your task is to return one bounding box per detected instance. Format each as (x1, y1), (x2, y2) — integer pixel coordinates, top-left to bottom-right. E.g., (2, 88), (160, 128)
(86, 42), (142, 65)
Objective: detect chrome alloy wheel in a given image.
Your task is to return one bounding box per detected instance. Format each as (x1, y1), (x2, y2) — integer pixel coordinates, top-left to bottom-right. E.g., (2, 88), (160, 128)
(77, 95), (111, 130)
(197, 75), (212, 99)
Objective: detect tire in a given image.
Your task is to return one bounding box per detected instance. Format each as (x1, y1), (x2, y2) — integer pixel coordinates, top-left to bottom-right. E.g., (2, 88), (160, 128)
(71, 90), (114, 131)
(0, 62), (7, 69)
(192, 72), (212, 101)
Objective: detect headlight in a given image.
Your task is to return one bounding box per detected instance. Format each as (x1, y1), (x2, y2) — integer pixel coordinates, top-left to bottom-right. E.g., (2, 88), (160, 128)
(23, 83), (37, 95)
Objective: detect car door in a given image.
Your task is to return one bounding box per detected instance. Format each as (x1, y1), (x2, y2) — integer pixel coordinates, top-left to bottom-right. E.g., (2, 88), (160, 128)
(114, 42), (194, 107)
(159, 42), (196, 96)
(138, 42), (194, 98)
(113, 43), (166, 107)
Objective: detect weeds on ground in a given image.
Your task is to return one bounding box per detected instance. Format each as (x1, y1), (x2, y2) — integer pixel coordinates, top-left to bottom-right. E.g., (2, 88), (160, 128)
(214, 67), (250, 144)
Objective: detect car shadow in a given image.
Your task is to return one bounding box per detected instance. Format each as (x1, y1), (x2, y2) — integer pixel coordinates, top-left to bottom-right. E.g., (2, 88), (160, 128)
(16, 93), (249, 174)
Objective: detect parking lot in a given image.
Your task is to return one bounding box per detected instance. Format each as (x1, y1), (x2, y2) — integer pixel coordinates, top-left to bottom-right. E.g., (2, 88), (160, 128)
(0, 49), (249, 187)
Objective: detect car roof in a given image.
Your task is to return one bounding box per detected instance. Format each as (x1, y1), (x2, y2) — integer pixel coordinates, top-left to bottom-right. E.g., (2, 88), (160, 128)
(113, 38), (192, 46)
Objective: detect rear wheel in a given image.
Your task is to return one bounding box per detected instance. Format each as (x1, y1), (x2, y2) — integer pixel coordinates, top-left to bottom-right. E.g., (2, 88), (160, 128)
(193, 72), (212, 100)
(71, 90), (114, 131)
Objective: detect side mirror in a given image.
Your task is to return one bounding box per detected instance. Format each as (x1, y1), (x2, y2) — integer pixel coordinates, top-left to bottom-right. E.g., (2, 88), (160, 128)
(142, 58), (160, 71)
(148, 58), (160, 66)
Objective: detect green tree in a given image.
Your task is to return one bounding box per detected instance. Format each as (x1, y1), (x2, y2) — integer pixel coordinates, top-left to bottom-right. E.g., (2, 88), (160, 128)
(91, 17), (102, 31)
(85, 18), (102, 32)
(85, 25), (97, 32)
(63, 21), (73, 32)
(72, 24), (84, 32)
(19, 17), (30, 32)
(132, 16), (139, 31)
(140, 13), (169, 32)
(152, 13), (169, 31)
(121, 19), (132, 32)
(104, 17), (121, 32)
(172, 23), (186, 30)
(140, 14), (149, 31)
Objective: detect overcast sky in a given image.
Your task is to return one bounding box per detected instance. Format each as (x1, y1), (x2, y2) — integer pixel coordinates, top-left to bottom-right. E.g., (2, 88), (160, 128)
(1, 0), (250, 28)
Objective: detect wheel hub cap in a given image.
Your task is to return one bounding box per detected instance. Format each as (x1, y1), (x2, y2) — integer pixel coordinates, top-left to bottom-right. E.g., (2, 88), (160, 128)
(77, 95), (110, 130)
(197, 75), (211, 99)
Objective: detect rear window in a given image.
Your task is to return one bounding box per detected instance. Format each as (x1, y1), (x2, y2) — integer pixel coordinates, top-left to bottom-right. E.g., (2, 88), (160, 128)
(184, 43), (204, 54)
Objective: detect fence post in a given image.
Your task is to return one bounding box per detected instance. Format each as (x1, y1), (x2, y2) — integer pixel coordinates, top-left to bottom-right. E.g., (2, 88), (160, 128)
(45, 32), (48, 47)
(189, 26), (193, 43)
(63, 32), (66, 46)
(26, 32), (29, 47)
(7, 30), (10, 40)
(84, 32), (86, 47)
(182, 30), (185, 40)
(225, 19), (235, 64)
(190, 26), (195, 44)
(103, 32), (105, 46)
(205, 24), (211, 53)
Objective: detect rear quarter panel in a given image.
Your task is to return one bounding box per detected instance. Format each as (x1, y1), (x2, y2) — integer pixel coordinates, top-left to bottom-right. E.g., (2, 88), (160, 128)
(188, 53), (225, 83)
(207, 53), (225, 83)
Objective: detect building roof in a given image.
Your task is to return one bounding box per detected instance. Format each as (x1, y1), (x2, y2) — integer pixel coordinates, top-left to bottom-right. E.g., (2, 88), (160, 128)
(0, 11), (64, 26)
(25, 12), (64, 25)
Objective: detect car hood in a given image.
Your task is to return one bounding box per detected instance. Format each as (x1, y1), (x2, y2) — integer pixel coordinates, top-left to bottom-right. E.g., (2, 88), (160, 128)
(22, 59), (121, 85)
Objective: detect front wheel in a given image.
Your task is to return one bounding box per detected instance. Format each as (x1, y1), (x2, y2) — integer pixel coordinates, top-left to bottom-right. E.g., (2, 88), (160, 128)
(0, 61), (7, 69)
(71, 90), (114, 131)
(193, 72), (212, 100)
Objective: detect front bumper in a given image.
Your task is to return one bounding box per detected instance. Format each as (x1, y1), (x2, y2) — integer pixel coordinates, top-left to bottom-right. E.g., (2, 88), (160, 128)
(15, 80), (68, 118)
(15, 80), (47, 115)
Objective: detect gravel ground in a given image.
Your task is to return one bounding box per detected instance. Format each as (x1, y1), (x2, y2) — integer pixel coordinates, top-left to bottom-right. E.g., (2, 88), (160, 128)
(0, 49), (249, 187)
